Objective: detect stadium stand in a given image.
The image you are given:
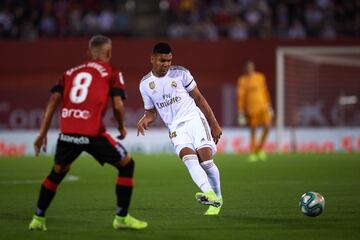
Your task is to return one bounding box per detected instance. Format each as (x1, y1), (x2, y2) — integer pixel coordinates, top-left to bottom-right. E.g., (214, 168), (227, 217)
(0, 0), (360, 40)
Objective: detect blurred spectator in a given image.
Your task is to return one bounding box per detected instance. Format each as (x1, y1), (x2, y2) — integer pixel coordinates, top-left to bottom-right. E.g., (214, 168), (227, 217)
(167, 18), (190, 39)
(320, 23), (336, 38)
(68, 5), (82, 35)
(244, 4), (264, 38)
(228, 18), (248, 40)
(304, 2), (324, 37)
(316, 0), (332, 9)
(113, 3), (131, 35)
(39, 13), (56, 37)
(54, 0), (69, 36)
(11, 6), (26, 38)
(20, 21), (38, 40)
(191, 18), (219, 41)
(0, 7), (13, 37)
(275, 19), (288, 38)
(274, 4), (289, 32)
(288, 19), (306, 39)
(82, 10), (99, 34)
(98, 5), (115, 33)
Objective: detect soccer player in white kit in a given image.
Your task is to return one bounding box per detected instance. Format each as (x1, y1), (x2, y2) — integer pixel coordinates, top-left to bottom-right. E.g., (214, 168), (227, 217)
(137, 42), (223, 215)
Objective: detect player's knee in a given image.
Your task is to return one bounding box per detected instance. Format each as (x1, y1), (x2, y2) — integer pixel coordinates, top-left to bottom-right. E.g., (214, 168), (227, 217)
(179, 147), (196, 159)
(116, 154), (132, 167)
(119, 159), (135, 177)
(197, 147), (213, 162)
(53, 164), (70, 174)
(181, 154), (199, 169)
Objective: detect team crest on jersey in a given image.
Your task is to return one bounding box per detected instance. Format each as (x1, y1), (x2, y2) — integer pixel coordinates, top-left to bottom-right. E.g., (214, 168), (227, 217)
(149, 81), (155, 90)
(171, 81), (177, 88)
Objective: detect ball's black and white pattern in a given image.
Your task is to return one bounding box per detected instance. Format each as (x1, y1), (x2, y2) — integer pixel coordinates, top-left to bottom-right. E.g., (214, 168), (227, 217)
(299, 192), (325, 217)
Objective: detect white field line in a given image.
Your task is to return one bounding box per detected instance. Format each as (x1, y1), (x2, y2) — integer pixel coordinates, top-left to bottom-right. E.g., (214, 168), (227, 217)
(0, 175), (80, 185)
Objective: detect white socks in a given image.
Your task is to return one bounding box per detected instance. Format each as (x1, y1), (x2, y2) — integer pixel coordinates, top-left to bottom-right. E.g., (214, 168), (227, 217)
(200, 160), (222, 198)
(182, 154), (212, 193)
(182, 154), (222, 198)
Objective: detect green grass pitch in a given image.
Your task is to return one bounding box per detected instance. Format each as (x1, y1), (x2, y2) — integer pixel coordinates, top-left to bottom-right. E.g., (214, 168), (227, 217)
(1, 153), (360, 240)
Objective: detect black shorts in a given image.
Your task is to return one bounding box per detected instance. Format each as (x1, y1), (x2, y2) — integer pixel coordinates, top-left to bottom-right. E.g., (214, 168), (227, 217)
(54, 133), (128, 166)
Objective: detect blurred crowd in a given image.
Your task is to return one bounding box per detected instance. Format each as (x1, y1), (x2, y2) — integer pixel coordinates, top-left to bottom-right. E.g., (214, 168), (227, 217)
(1, 0), (360, 41)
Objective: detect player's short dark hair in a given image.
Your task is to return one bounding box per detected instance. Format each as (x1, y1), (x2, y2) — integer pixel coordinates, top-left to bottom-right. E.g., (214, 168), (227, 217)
(243, 58), (254, 66)
(89, 35), (111, 49)
(153, 42), (172, 54)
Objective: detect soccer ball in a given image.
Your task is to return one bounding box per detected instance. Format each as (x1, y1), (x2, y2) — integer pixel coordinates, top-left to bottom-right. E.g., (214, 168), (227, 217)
(299, 192), (325, 217)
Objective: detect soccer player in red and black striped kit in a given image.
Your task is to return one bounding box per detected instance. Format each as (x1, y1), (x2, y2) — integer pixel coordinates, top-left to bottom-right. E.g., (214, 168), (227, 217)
(29, 35), (147, 231)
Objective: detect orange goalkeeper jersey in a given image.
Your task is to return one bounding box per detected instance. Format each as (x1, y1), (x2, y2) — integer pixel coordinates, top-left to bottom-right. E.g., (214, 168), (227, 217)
(236, 72), (271, 116)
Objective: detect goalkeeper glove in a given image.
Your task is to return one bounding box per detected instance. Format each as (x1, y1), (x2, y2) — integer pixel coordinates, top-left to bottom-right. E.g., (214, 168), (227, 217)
(237, 112), (247, 126)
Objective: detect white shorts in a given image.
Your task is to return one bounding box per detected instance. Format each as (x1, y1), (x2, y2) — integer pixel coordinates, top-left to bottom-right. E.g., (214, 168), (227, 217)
(170, 115), (217, 156)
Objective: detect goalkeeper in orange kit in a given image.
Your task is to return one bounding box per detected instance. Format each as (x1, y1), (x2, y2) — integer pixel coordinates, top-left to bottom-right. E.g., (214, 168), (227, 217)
(236, 59), (273, 162)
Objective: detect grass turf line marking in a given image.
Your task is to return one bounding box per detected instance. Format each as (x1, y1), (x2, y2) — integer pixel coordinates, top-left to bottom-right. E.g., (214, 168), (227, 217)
(0, 175), (80, 185)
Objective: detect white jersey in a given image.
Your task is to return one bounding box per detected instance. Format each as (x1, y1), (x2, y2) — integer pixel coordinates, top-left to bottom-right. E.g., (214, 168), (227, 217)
(139, 66), (204, 131)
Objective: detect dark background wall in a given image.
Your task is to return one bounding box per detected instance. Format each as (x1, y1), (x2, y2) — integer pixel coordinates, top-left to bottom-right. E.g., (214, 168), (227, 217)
(0, 38), (359, 129)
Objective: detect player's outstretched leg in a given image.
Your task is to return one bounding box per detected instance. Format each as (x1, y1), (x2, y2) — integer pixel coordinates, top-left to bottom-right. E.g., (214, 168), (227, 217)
(29, 166), (68, 230)
(204, 197), (223, 216)
(29, 215), (47, 231)
(195, 190), (221, 207)
(113, 159), (147, 230)
(200, 159), (223, 215)
(182, 154), (213, 193)
(200, 160), (222, 198)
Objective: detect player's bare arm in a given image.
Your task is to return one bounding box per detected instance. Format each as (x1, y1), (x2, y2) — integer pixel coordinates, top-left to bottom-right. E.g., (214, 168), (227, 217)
(34, 92), (62, 156)
(189, 86), (222, 144)
(112, 96), (127, 140)
(137, 108), (157, 136)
